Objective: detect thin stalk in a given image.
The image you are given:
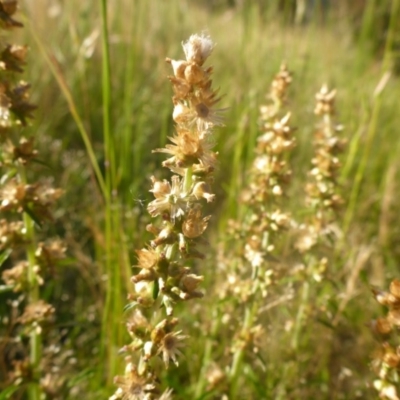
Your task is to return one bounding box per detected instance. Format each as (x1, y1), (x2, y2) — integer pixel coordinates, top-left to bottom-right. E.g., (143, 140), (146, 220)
(274, 277), (310, 400)
(343, 0), (398, 235)
(342, 99), (381, 235)
(100, 0), (114, 188)
(100, 0), (121, 385)
(227, 109), (248, 216)
(27, 21), (107, 200)
(229, 301), (257, 399)
(229, 252), (262, 397)
(195, 336), (213, 397)
(120, 6), (136, 201)
(195, 300), (226, 397)
(290, 279), (310, 351)
(340, 106), (368, 181)
(20, 168), (41, 400)
(184, 167), (193, 192)
(194, 328), (216, 397)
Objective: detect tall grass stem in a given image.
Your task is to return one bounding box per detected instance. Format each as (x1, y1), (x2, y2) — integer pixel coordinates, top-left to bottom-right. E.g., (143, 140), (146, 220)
(100, 0), (124, 384)
(343, 0), (399, 235)
(28, 23), (107, 199)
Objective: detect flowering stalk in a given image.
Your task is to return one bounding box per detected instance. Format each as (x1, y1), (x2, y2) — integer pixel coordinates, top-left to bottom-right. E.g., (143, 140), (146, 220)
(283, 85), (346, 396)
(0, 1), (64, 399)
(201, 64), (295, 398)
(370, 279), (400, 400)
(111, 33), (223, 399)
(293, 85), (345, 330)
(230, 65), (294, 395)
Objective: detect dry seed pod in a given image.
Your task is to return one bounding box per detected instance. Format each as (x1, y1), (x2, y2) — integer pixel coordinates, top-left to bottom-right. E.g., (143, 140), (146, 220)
(374, 317), (392, 336)
(390, 279), (400, 299)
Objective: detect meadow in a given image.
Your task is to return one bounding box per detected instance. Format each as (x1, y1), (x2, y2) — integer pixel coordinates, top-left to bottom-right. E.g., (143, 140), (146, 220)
(1, 0), (400, 399)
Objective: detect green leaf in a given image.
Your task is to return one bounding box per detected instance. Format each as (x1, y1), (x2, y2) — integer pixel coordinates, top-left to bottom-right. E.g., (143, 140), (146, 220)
(0, 248), (12, 267)
(0, 385), (20, 399)
(0, 168), (17, 185)
(66, 368), (95, 388)
(32, 158), (53, 169)
(152, 279), (159, 299)
(22, 205), (43, 228)
(0, 285), (14, 293)
(123, 301), (138, 312)
(255, 351), (267, 372)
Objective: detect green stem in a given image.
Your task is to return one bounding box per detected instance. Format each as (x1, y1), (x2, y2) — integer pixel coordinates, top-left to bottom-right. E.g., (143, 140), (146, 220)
(291, 279), (310, 351)
(183, 167), (193, 193)
(343, 0), (399, 236)
(20, 168), (42, 400)
(229, 301), (257, 399)
(28, 22), (107, 200)
(99, 0), (121, 385)
(195, 309), (221, 398)
(342, 98), (380, 236)
(274, 278), (310, 400)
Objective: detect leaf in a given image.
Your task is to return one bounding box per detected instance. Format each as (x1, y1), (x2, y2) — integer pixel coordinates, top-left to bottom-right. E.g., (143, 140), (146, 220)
(123, 301), (138, 312)
(32, 158), (53, 169)
(0, 168), (17, 185)
(0, 385), (20, 399)
(152, 278), (159, 299)
(316, 316), (336, 330)
(0, 248), (12, 267)
(255, 351), (267, 372)
(197, 389), (218, 400)
(0, 285), (14, 293)
(22, 205), (43, 228)
(66, 368), (95, 388)
(55, 257), (75, 267)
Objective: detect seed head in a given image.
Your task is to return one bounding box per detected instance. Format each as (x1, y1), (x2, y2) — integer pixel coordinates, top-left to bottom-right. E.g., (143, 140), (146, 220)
(157, 330), (186, 367)
(182, 34), (214, 66)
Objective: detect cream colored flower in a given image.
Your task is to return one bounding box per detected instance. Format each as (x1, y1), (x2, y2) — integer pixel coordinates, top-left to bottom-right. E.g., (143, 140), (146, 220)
(157, 330), (186, 367)
(182, 33), (214, 65)
(158, 388), (173, 400)
(155, 129), (217, 171)
(148, 175), (188, 220)
(112, 362), (156, 400)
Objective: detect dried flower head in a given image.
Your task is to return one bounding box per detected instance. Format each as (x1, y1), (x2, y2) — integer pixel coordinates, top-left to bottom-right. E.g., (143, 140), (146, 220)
(315, 85), (336, 116)
(182, 33), (214, 66)
(156, 330), (186, 367)
(148, 175), (188, 220)
(1, 260), (27, 291)
(370, 279), (400, 400)
(19, 300), (55, 326)
(0, 0), (23, 29)
(112, 362), (157, 400)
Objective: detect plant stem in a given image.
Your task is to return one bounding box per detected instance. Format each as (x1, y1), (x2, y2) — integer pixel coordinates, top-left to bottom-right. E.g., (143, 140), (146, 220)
(28, 22), (107, 200)
(184, 166), (193, 192)
(100, 0), (121, 384)
(20, 168), (42, 400)
(229, 301), (257, 399)
(343, 0), (399, 236)
(274, 278), (310, 400)
(195, 308), (221, 398)
(291, 279), (310, 351)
